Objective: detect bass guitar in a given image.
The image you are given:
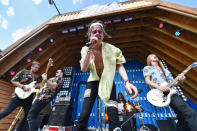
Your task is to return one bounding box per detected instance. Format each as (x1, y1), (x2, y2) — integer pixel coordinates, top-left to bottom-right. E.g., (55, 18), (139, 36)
(147, 62), (197, 107)
(33, 58), (53, 102)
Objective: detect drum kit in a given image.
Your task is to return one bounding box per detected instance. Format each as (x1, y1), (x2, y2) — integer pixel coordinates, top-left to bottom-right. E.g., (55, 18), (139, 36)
(103, 89), (153, 131)
(104, 95), (142, 124)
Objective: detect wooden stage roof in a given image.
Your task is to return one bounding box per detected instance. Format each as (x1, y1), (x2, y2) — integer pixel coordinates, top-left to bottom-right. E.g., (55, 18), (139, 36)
(0, 0), (197, 103)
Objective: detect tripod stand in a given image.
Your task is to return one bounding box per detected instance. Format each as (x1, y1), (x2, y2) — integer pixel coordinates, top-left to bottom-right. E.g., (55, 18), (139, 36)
(135, 97), (152, 131)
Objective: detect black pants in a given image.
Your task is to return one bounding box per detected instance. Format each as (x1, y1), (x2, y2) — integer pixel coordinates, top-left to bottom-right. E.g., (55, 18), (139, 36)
(27, 99), (49, 131)
(0, 95), (33, 131)
(170, 94), (197, 131)
(73, 81), (120, 131)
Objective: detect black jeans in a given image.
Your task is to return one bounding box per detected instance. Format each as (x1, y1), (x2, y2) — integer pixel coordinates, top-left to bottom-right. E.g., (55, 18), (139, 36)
(27, 99), (48, 131)
(73, 81), (120, 131)
(0, 95), (33, 131)
(170, 94), (197, 131)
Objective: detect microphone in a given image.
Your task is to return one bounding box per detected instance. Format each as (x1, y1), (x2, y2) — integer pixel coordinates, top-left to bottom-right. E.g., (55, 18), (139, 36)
(86, 37), (98, 47)
(85, 41), (94, 47)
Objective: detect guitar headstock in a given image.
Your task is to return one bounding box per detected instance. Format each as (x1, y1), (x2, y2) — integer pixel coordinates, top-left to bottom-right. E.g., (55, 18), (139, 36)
(48, 58), (53, 67)
(190, 62), (197, 69)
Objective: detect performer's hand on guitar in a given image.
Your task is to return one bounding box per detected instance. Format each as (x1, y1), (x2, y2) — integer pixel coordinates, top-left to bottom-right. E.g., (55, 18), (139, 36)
(177, 74), (186, 83)
(125, 82), (138, 99)
(173, 74), (186, 86)
(42, 73), (47, 82)
(158, 84), (170, 92)
(23, 86), (31, 91)
(34, 83), (40, 89)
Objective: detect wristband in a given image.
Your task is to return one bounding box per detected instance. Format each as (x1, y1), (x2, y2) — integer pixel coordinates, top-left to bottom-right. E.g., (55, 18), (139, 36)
(21, 86), (25, 90)
(44, 79), (47, 83)
(124, 80), (131, 86)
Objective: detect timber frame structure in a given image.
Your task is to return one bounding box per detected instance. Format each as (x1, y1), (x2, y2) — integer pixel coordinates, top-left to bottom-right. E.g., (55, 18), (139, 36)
(0, 0), (197, 130)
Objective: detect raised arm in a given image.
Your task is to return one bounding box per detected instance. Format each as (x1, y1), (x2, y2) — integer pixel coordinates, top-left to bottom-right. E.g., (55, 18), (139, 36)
(80, 48), (93, 72)
(42, 73), (58, 90)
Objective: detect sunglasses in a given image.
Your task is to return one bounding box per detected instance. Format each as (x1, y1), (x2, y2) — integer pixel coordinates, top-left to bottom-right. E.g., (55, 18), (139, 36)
(56, 70), (62, 73)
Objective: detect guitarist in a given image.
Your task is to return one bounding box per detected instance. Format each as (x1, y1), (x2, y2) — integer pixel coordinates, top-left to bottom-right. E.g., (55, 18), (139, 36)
(27, 69), (63, 131)
(143, 54), (197, 131)
(0, 61), (40, 131)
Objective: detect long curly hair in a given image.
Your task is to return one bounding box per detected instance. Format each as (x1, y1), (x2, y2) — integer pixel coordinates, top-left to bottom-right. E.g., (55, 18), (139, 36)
(87, 20), (111, 40)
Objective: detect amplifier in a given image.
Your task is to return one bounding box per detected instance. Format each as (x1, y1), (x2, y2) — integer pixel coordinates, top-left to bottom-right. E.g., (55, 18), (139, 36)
(54, 96), (71, 105)
(47, 104), (72, 126)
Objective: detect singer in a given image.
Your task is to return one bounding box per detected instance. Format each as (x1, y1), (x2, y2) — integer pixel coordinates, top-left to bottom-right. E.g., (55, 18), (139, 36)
(73, 20), (138, 131)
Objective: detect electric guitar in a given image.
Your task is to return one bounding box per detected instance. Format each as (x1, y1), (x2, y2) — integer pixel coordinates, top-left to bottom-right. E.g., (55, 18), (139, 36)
(15, 81), (39, 99)
(15, 58), (53, 99)
(147, 62), (197, 107)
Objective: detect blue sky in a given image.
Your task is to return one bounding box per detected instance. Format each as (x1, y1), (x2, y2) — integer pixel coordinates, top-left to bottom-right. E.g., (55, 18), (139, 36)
(0, 0), (197, 51)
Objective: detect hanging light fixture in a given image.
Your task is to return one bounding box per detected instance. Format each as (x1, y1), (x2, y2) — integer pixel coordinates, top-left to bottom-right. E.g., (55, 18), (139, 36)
(174, 29), (183, 37)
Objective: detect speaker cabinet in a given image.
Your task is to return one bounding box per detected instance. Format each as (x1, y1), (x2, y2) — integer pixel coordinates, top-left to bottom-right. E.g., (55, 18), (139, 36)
(157, 118), (176, 131)
(47, 104), (72, 126)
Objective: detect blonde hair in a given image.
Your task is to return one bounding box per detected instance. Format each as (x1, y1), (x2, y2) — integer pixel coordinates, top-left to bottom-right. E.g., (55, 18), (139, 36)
(87, 20), (111, 40)
(146, 54), (155, 66)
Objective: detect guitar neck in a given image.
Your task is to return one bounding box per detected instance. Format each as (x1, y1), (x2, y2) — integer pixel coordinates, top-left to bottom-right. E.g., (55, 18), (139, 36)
(168, 64), (193, 87)
(40, 59), (53, 90)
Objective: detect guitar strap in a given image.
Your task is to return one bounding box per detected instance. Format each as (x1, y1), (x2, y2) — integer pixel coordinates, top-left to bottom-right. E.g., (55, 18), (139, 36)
(158, 61), (172, 104)
(159, 61), (178, 91)
(159, 61), (170, 83)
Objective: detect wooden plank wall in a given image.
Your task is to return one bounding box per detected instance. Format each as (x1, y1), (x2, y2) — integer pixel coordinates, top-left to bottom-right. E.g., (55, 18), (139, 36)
(0, 79), (21, 130)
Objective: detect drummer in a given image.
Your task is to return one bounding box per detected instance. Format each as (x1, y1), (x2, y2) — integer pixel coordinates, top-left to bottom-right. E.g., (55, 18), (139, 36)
(117, 92), (127, 115)
(117, 92), (137, 131)
(117, 92), (138, 115)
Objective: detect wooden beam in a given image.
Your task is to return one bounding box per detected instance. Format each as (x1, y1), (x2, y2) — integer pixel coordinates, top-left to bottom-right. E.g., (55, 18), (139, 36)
(144, 28), (197, 61)
(152, 9), (197, 33)
(0, 27), (55, 76)
(143, 35), (196, 67)
(63, 28), (146, 47)
(144, 17), (197, 48)
(37, 43), (69, 77)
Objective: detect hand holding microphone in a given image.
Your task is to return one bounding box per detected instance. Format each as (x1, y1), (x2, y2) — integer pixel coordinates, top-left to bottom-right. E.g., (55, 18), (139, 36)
(86, 37), (98, 47)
